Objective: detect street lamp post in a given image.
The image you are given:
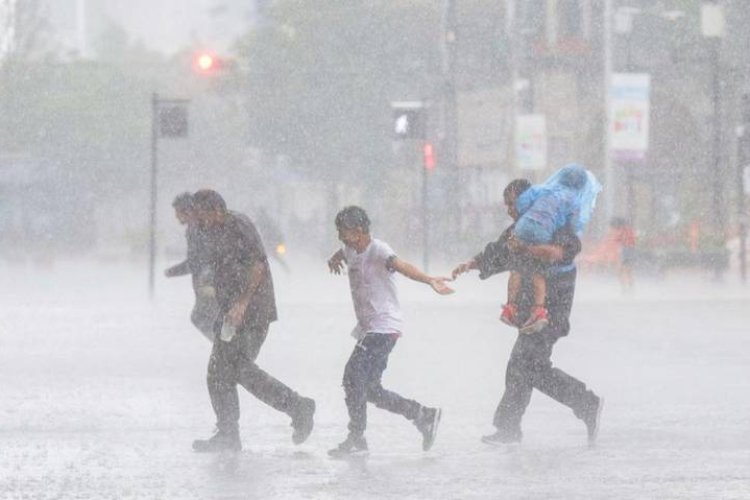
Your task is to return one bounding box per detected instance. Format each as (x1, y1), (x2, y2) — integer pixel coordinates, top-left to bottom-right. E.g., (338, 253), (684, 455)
(701, 1), (726, 239)
(603, 0), (615, 227)
(737, 121), (748, 283)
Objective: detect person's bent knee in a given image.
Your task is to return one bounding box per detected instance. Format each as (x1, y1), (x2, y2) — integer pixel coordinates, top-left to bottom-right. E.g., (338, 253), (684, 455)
(365, 382), (386, 403)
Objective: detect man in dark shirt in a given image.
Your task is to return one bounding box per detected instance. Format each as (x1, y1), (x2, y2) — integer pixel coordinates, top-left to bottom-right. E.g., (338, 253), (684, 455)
(164, 192), (219, 341)
(190, 189), (315, 452)
(452, 178), (603, 446)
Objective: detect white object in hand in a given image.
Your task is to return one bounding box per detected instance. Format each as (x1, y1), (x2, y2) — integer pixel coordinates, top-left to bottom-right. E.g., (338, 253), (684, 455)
(220, 320), (236, 342)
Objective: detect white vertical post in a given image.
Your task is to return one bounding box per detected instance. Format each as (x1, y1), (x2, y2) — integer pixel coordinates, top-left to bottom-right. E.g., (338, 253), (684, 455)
(75, 0), (88, 58)
(603, 0), (614, 226)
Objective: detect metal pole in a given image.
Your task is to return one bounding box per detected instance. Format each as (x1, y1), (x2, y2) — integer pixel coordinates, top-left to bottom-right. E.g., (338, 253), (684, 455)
(149, 93), (158, 298)
(710, 39), (725, 237)
(603, 0), (615, 227)
(625, 30), (636, 225)
(507, 0), (520, 177)
(422, 147), (429, 272)
(738, 123), (747, 283)
(440, 0), (459, 253)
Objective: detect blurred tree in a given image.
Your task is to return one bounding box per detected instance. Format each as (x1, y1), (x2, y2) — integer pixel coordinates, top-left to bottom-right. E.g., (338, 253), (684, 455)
(235, 1), (442, 188)
(0, 0), (51, 62)
(0, 20), (180, 215)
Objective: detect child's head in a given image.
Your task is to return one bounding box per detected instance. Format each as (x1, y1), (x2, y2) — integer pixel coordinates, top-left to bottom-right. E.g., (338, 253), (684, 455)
(335, 206), (371, 250)
(503, 179), (532, 220)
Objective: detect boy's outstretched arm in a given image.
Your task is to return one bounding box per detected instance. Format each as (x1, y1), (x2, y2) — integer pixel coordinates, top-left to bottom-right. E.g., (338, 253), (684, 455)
(390, 257), (454, 295)
(327, 249), (346, 274)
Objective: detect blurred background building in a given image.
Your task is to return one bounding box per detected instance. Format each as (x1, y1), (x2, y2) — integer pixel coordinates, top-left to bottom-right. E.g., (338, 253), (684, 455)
(0, 0), (748, 277)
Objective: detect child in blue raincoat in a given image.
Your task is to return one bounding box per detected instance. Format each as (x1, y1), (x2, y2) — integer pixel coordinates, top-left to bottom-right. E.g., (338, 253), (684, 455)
(501, 164), (602, 334)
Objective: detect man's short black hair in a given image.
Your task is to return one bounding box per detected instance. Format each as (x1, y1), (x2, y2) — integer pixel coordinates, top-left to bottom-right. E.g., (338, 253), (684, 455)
(335, 205), (370, 233)
(172, 192), (194, 211)
(193, 189), (227, 213)
(503, 178), (532, 203)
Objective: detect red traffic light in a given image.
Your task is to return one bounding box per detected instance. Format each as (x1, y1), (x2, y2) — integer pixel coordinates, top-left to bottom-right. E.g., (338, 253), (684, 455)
(422, 142), (436, 171)
(192, 51), (221, 75)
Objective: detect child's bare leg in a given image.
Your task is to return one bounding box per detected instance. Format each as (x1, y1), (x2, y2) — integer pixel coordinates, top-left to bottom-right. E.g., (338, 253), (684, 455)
(531, 272), (546, 307)
(520, 272), (550, 334)
(507, 271), (521, 304)
(500, 271), (522, 326)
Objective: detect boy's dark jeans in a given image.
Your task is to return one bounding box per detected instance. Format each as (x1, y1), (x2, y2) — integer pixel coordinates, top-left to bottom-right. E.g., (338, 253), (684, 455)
(343, 333), (422, 436)
(207, 323), (304, 433)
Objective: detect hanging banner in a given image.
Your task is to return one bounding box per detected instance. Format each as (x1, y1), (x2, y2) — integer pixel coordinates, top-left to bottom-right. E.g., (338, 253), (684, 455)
(610, 73), (650, 161)
(515, 114), (547, 170)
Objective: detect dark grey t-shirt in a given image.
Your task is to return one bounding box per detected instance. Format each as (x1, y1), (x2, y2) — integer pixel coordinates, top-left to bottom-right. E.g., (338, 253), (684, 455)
(209, 212), (278, 329)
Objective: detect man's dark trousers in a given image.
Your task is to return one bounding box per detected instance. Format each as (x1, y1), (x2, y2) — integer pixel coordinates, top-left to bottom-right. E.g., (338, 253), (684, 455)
(493, 269), (599, 435)
(344, 333), (422, 436)
(207, 323), (303, 433)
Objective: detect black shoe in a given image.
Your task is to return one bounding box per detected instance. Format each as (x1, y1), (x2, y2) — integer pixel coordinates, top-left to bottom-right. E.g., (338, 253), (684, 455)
(328, 434), (368, 458)
(192, 428), (242, 453)
(291, 397), (316, 445)
(583, 397), (604, 447)
(480, 429), (522, 446)
(414, 407), (442, 451)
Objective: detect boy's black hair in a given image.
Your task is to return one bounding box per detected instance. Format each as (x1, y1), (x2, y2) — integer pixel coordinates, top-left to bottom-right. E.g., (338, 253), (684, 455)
(193, 189), (227, 213)
(172, 192), (194, 211)
(335, 206), (370, 233)
(503, 178), (532, 203)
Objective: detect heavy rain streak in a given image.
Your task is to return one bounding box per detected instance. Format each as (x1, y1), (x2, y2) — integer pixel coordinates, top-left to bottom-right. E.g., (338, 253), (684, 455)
(1, 1), (749, 499)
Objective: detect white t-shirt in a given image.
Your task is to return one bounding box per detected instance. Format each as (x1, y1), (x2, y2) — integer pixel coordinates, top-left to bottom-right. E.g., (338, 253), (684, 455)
(343, 238), (403, 336)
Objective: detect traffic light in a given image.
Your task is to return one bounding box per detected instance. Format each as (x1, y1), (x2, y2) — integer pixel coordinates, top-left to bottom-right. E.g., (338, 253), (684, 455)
(192, 51), (223, 75)
(422, 142), (436, 171)
(391, 101), (426, 140)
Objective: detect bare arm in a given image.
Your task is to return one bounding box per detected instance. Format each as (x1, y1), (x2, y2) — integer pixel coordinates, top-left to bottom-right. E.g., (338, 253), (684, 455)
(390, 257), (454, 295)
(327, 249), (346, 274)
(523, 243), (565, 263)
(507, 234), (565, 263)
(226, 261), (265, 327)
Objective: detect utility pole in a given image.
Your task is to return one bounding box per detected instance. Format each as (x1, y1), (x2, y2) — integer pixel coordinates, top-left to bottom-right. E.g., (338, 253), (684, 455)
(737, 91), (749, 284)
(440, 0), (459, 252)
(710, 39), (725, 236)
(149, 93), (159, 298)
(603, 0), (615, 227)
(701, 1), (726, 238)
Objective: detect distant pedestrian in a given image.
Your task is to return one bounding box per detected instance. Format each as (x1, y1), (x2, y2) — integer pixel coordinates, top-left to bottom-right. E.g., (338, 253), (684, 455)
(326, 206), (452, 457)
(452, 179), (603, 447)
(610, 217), (636, 292)
(164, 192), (219, 341)
(190, 189), (315, 452)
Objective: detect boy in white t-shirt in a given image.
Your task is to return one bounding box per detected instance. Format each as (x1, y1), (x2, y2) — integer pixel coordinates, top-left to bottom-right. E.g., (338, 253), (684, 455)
(326, 206), (454, 457)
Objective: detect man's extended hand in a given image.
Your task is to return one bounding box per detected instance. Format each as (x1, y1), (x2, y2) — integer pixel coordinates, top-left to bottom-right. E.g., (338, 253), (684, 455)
(451, 260), (476, 280)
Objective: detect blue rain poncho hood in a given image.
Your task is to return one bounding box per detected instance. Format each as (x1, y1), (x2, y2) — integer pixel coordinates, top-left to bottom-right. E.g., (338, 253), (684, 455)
(516, 163), (603, 235)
